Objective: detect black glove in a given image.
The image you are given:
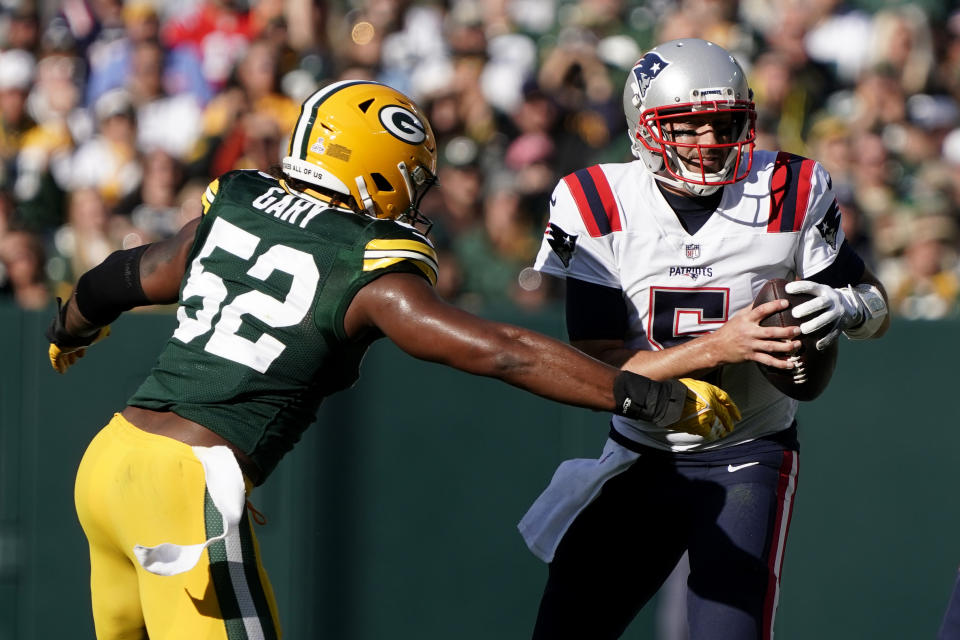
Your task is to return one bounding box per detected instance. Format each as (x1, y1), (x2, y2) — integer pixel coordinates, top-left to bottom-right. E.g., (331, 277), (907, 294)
(45, 297), (110, 373)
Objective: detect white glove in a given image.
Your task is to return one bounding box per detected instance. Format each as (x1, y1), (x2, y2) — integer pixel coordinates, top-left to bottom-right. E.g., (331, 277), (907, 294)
(785, 280), (886, 350)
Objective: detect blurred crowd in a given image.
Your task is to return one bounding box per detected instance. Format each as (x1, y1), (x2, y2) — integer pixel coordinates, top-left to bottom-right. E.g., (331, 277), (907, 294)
(1, 0), (959, 320)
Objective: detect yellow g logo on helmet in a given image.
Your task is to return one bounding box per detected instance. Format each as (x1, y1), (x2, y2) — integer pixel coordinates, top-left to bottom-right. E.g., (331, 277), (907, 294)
(379, 105), (427, 144)
(282, 80), (437, 225)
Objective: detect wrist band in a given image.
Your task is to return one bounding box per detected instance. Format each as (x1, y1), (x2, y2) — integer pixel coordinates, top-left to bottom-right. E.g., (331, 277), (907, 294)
(843, 283), (887, 339)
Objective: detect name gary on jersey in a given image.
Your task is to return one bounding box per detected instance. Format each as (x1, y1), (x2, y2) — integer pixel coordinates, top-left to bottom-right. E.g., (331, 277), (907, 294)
(252, 186), (325, 229)
(669, 266), (713, 279)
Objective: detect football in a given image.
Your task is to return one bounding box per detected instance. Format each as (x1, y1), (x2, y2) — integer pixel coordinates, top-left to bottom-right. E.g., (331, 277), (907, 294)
(752, 278), (838, 401)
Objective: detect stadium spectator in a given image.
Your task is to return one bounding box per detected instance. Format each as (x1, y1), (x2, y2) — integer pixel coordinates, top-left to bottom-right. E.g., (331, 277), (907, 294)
(189, 37), (297, 177)
(453, 180), (546, 310)
(849, 130), (899, 222)
(161, 0), (259, 91)
(51, 185), (140, 289)
(126, 38), (203, 160)
(421, 135), (485, 240)
(806, 115), (855, 191)
(84, 0), (212, 109)
(2, 3), (40, 52)
(14, 50), (85, 232)
(0, 226), (50, 310)
(878, 214), (960, 320)
(69, 89), (141, 207)
(117, 148), (186, 241)
(866, 6), (935, 96)
(0, 49), (36, 180)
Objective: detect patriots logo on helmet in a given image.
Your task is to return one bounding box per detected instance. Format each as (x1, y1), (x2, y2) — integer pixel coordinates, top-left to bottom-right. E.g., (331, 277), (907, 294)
(632, 52), (670, 102)
(546, 223), (577, 267)
(817, 199), (841, 249)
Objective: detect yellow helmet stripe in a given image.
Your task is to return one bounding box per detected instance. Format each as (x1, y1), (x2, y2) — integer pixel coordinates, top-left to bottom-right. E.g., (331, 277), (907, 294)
(201, 179), (220, 215)
(363, 256), (438, 286)
(289, 79), (378, 158)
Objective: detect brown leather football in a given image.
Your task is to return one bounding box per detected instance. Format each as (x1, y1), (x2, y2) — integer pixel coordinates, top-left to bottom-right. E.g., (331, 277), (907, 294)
(752, 278), (838, 401)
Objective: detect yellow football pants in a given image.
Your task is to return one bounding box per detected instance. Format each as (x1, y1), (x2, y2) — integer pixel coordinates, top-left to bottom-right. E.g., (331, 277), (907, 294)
(74, 413), (282, 640)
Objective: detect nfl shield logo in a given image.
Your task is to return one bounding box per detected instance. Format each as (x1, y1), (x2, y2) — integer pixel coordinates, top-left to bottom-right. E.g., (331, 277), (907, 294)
(685, 244), (700, 260)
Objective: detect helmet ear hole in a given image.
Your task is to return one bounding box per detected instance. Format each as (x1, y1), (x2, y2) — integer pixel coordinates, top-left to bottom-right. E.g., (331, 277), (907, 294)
(370, 172), (394, 191)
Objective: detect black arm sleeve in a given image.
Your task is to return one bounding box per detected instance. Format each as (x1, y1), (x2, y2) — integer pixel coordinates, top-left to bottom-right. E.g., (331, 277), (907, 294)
(73, 245), (151, 326)
(613, 371), (687, 426)
(565, 277), (629, 342)
(806, 241), (865, 288)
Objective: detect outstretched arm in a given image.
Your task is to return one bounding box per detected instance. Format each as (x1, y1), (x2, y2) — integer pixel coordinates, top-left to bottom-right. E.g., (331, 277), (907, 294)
(47, 218), (200, 372)
(346, 271), (626, 410)
(344, 272), (740, 439)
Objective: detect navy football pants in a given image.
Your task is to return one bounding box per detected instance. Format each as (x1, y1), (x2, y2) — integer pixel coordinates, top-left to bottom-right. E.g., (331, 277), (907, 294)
(531, 426), (799, 640)
(939, 568), (960, 639)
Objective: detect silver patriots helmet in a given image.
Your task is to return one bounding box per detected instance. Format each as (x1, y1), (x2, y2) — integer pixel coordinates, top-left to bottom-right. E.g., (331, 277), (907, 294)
(622, 38), (756, 196)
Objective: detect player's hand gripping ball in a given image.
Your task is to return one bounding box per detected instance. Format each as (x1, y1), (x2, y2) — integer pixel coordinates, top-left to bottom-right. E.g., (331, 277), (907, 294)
(669, 378), (742, 442)
(752, 278), (838, 401)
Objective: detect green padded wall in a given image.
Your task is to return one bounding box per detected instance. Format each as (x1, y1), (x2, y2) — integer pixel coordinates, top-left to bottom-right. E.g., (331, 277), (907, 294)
(0, 302), (956, 639)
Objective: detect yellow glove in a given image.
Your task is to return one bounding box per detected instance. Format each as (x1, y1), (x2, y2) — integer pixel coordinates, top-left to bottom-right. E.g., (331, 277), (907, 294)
(45, 297), (111, 374)
(48, 326), (111, 374)
(667, 378), (742, 442)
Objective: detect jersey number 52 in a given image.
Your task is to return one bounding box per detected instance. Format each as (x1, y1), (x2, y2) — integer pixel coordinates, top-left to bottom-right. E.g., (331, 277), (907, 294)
(173, 217), (320, 373)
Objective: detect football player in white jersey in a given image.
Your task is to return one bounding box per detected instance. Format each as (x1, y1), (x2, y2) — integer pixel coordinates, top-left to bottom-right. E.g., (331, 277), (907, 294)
(519, 38), (890, 639)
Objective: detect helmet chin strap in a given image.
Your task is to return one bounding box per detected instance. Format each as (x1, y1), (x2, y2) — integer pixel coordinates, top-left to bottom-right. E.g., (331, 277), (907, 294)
(654, 173), (723, 197)
(354, 176), (376, 215)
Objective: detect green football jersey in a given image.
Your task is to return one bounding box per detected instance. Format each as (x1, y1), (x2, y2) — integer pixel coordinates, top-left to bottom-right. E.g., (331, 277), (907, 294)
(128, 170), (439, 481)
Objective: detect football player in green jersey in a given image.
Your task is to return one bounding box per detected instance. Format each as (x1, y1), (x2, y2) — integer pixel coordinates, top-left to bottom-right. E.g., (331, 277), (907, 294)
(46, 80), (790, 640)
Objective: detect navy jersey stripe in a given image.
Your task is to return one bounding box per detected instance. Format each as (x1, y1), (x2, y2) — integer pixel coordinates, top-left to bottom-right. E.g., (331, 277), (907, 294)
(768, 153), (815, 233)
(572, 168), (612, 236)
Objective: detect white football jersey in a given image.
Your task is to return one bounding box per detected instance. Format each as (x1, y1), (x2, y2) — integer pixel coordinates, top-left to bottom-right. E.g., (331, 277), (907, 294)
(534, 150), (847, 452)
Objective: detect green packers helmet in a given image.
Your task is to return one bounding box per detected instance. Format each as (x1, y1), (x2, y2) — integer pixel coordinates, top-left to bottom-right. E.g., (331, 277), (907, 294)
(282, 80), (437, 225)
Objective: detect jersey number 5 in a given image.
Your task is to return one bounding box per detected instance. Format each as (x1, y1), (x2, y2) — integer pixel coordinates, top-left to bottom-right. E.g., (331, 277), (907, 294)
(648, 286), (729, 349)
(173, 217), (320, 373)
